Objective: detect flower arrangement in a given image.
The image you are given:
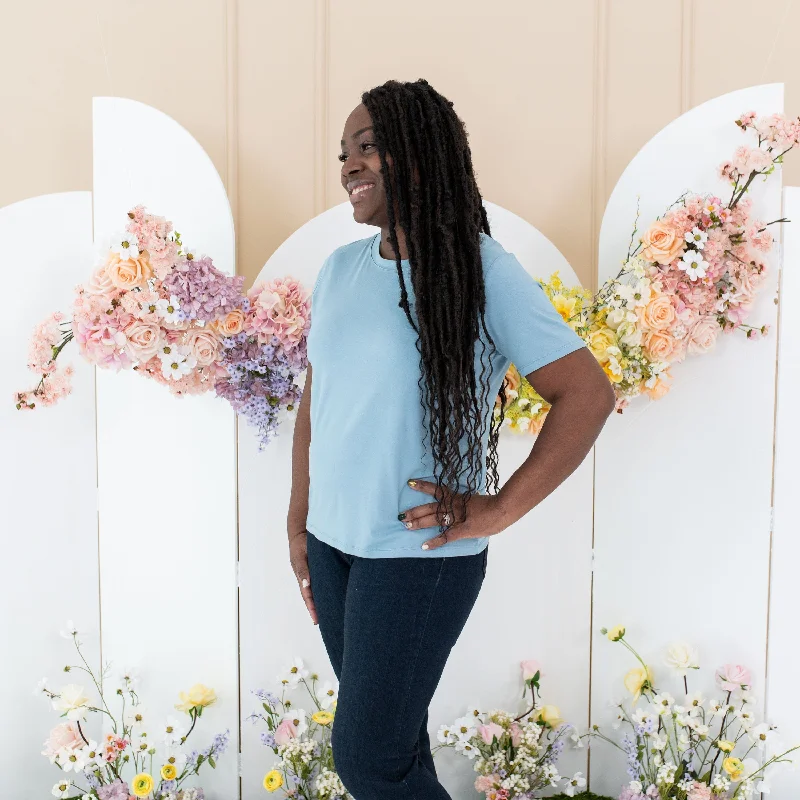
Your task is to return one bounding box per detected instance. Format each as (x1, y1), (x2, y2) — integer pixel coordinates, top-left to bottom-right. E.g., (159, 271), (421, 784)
(586, 625), (800, 799)
(14, 205), (311, 449)
(37, 620), (229, 799)
(434, 660), (587, 798)
(247, 657), (346, 798)
(497, 110), (800, 434)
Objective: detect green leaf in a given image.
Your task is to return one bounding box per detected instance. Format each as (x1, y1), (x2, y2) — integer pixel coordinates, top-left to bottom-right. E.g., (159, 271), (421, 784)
(209, 755), (216, 769)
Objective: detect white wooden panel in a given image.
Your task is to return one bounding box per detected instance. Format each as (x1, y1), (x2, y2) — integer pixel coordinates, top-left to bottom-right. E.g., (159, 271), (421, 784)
(0, 192), (101, 798)
(591, 84), (783, 796)
(93, 97), (239, 797)
(238, 201), (593, 797)
(766, 185), (800, 799)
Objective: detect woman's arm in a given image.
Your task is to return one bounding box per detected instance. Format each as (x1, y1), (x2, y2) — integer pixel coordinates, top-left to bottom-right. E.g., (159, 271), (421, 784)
(495, 346), (616, 530)
(288, 363), (313, 538)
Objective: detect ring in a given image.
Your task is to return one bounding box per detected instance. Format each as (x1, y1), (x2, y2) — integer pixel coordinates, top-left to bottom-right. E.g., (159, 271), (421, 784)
(443, 513), (451, 525)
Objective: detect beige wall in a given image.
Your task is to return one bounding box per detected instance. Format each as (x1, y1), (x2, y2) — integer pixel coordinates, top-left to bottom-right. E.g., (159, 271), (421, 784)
(3, 0), (799, 292)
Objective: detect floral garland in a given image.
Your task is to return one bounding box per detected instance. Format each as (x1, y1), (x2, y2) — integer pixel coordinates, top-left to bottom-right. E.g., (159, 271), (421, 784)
(496, 111), (800, 435)
(14, 205), (311, 449)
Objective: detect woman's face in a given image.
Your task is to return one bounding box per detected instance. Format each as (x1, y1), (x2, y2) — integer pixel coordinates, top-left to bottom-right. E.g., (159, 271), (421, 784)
(339, 103), (391, 228)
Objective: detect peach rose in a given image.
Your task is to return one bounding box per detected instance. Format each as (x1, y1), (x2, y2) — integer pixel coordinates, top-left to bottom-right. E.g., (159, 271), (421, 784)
(642, 294), (677, 331)
(643, 330), (677, 362)
(212, 308), (245, 337)
(687, 317), (719, 355)
(105, 251), (154, 290)
(640, 220), (686, 265)
(645, 377), (671, 400)
(43, 722), (83, 759)
(124, 321), (162, 362)
(186, 328), (220, 366)
(503, 366), (521, 395)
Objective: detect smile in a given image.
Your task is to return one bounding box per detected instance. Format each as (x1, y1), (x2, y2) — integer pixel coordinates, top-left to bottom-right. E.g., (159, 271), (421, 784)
(350, 183), (375, 201)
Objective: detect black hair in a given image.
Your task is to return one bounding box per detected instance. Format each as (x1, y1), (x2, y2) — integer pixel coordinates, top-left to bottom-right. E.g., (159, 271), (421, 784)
(361, 78), (508, 538)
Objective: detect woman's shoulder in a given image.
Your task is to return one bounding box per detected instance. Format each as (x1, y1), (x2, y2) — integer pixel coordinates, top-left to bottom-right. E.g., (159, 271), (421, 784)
(478, 231), (514, 272)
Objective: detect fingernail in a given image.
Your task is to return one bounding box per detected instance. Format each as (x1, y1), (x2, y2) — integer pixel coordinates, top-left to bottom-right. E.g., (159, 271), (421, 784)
(408, 479), (417, 487)
(301, 578), (309, 588)
(421, 543), (429, 550)
(398, 512), (406, 520)
(405, 521), (414, 529)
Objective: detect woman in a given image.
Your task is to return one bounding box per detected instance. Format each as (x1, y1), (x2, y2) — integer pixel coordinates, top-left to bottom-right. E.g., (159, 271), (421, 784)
(287, 78), (615, 799)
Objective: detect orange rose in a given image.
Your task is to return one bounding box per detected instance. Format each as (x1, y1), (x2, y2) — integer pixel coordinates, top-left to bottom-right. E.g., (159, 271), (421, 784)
(105, 252), (154, 290)
(642, 294), (676, 331)
(640, 221), (685, 265)
(643, 330), (677, 361)
(645, 377), (671, 400)
(186, 328), (220, 366)
(125, 321), (161, 362)
(212, 309), (245, 337)
(503, 366), (521, 395)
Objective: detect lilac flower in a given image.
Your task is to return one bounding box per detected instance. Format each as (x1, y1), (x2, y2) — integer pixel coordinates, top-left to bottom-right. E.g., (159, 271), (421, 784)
(98, 779), (131, 800)
(622, 733), (642, 779)
(84, 771), (101, 789)
(161, 255), (245, 322)
(261, 731), (276, 748)
(252, 688), (280, 707)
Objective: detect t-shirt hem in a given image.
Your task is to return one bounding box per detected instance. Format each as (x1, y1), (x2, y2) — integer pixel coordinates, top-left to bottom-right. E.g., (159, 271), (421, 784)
(514, 338), (587, 377)
(306, 524), (489, 558)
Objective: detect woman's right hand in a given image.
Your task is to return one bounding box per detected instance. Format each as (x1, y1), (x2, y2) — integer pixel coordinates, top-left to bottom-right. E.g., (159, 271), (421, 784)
(289, 529), (318, 625)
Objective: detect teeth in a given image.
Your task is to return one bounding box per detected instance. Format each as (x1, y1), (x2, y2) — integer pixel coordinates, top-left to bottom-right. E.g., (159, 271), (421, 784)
(352, 184), (374, 195)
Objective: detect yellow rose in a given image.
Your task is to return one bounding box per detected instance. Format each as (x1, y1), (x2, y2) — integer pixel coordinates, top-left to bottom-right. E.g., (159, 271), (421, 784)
(175, 683), (217, 713)
(624, 665), (653, 701)
(588, 327), (616, 363)
(161, 763), (177, 780)
(717, 740), (735, 753)
(264, 769), (284, 791)
(211, 308), (245, 337)
(312, 710), (334, 725)
(533, 704), (563, 729)
(607, 625), (626, 642)
(642, 294), (676, 331)
(723, 757), (744, 779)
(105, 251), (154, 290)
(131, 773), (154, 798)
(640, 220), (686, 265)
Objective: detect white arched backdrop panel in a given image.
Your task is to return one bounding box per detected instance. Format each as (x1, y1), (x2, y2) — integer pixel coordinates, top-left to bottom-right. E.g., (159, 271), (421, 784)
(238, 201), (594, 798)
(0, 192), (101, 793)
(92, 98), (240, 796)
(591, 83), (784, 795)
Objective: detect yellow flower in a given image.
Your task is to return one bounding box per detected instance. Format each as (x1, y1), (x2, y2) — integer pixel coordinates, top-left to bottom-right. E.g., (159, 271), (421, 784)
(312, 710), (334, 725)
(161, 763), (177, 780)
(607, 625), (626, 642)
(131, 773), (154, 797)
(533, 704), (563, 729)
(175, 683), (217, 713)
(624, 665), (654, 701)
(331, 699), (338, 712)
(264, 769), (283, 792)
(723, 757), (744, 780)
(717, 740), (735, 753)
(551, 293), (577, 323)
(588, 327), (617, 364)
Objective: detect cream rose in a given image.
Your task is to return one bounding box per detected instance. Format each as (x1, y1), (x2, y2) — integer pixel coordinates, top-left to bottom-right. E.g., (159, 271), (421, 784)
(533, 704), (563, 729)
(616, 320), (642, 348)
(212, 308), (245, 337)
(86, 264), (117, 298)
(643, 330), (677, 362)
(624, 665), (653, 702)
(105, 252), (154, 290)
(186, 328), (220, 366)
(43, 722), (84, 758)
(642, 294), (677, 331)
(640, 220), (686, 265)
(124, 321), (162, 362)
(175, 683), (217, 713)
(53, 684), (92, 720)
(687, 317), (719, 355)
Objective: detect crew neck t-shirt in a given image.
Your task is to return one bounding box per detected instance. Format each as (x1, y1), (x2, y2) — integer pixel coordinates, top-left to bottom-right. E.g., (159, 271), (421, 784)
(305, 231), (586, 558)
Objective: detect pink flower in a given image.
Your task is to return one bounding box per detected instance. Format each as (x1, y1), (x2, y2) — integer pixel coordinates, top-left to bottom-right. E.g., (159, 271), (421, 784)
(246, 277), (310, 351)
(686, 317), (720, 355)
(123, 320), (162, 362)
(478, 722), (505, 745)
(732, 145), (772, 175)
(509, 722), (523, 747)
(716, 663), (752, 691)
(42, 722), (83, 760)
(748, 221), (773, 252)
(688, 781), (712, 800)
(475, 774), (499, 792)
(274, 718), (298, 745)
(521, 660), (542, 682)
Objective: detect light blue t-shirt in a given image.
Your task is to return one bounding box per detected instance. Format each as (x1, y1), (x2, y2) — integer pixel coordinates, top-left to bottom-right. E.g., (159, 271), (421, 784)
(305, 231), (586, 558)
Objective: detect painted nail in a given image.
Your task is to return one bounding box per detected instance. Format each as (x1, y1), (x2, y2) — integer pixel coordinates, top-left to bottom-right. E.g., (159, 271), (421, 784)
(398, 512), (406, 520)
(407, 479), (417, 487)
(421, 543), (429, 550)
(301, 578), (309, 588)
(405, 521), (413, 529)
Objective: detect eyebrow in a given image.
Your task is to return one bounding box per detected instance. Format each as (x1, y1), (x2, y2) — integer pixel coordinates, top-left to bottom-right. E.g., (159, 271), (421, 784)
(340, 126), (374, 146)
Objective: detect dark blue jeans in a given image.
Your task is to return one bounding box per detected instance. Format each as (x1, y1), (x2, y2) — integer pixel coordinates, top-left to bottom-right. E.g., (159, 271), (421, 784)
(306, 531), (488, 799)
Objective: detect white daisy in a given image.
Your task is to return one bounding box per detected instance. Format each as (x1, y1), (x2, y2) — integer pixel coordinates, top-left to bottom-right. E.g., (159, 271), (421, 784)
(283, 656), (310, 687)
(160, 349), (197, 381)
(118, 666), (141, 691)
(52, 781), (71, 799)
(56, 746), (86, 773)
(564, 772), (587, 797)
(652, 692), (675, 715)
(452, 715), (477, 740)
(34, 677), (49, 697)
(162, 715), (187, 746)
(436, 723), (457, 744)
(685, 227), (708, 248)
(60, 620), (80, 639)
(156, 294), (182, 324)
(463, 704), (483, 722)
(80, 740), (101, 767)
(317, 680), (338, 710)
(281, 709), (308, 737)
(454, 739), (479, 759)
(124, 704), (148, 730)
(679, 250), (708, 281)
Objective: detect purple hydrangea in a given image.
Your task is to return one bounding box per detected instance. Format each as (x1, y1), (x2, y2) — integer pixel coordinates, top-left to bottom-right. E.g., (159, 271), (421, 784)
(98, 779), (130, 800)
(161, 255), (245, 323)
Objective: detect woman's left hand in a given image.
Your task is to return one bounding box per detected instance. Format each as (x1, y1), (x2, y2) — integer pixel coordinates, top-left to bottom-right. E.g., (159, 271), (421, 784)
(399, 478), (509, 551)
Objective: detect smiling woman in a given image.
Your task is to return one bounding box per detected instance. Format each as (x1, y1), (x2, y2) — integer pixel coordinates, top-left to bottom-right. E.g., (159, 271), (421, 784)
(285, 78), (615, 800)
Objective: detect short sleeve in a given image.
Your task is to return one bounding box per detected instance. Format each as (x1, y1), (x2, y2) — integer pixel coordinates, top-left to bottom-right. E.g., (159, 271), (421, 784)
(483, 252), (586, 376)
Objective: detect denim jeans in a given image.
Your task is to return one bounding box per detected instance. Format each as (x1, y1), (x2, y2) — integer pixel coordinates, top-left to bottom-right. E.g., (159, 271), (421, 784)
(305, 530), (488, 799)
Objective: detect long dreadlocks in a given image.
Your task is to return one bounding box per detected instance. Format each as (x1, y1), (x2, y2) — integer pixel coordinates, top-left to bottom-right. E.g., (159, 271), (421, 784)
(361, 78), (508, 538)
